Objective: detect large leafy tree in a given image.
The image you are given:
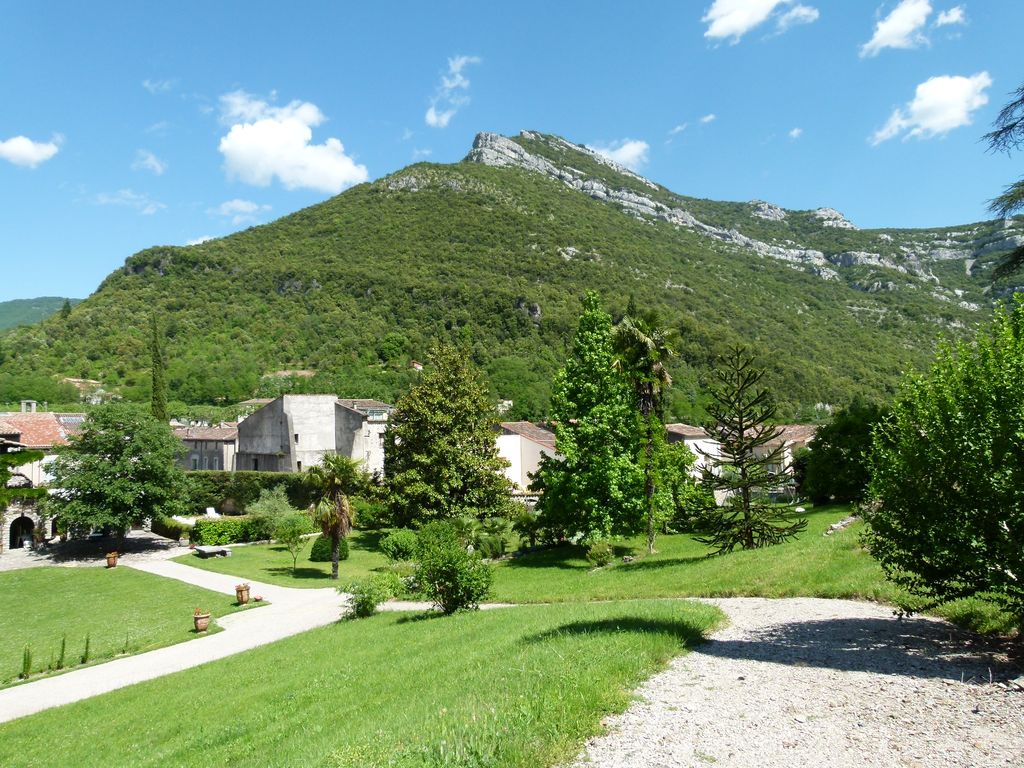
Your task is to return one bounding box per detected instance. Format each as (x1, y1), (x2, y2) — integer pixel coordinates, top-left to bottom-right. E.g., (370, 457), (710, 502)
(533, 292), (643, 542)
(612, 300), (676, 553)
(865, 299), (1024, 625)
(801, 398), (886, 504)
(304, 454), (369, 580)
(985, 81), (1024, 278)
(50, 403), (187, 537)
(384, 344), (512, 528)
(697, 346), (807, 554)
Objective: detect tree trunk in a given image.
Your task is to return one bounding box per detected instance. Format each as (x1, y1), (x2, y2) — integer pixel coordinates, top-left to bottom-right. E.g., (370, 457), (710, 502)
(642, 387), (656, 555)
(331, 533), (341, 580)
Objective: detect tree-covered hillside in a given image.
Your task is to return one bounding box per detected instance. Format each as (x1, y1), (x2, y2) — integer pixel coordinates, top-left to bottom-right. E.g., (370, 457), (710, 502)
(0, 131), (1019, 422)
(0, 297), (79, 331)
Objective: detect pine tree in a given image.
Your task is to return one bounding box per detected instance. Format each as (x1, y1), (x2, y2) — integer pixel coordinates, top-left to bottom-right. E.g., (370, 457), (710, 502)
(533, 292), (643, 542)
(59, 299), (72, 320)
(697, 346), (807, 554)
(384, 344), (512, 528)
(150, 314), (169, 423)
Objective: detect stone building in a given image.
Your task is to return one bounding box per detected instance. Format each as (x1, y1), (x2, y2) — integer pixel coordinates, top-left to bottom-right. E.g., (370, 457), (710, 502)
(495, 421), (558, 492)
(173, 424), (238, 471)
(235, 395), (393, 476)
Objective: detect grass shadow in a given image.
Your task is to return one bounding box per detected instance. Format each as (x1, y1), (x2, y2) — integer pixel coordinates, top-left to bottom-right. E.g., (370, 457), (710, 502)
(264, 567), (331, 581)
(504, 546), (591, 571)
(523, 617), (710, 647)
(616, 555), (709, 572)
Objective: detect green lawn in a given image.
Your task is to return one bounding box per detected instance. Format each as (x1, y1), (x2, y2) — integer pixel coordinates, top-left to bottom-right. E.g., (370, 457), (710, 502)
(0, 600), (723, 768)
(172, 530), (390, 587)
(490, 506), (896, 603)
(0, 567), (255, 687)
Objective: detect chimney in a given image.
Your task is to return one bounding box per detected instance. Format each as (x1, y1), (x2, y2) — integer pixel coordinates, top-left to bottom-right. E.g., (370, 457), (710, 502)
(20, 400), (37, 413)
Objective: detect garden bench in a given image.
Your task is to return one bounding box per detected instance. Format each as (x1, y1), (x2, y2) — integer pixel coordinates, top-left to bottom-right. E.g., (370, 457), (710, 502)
(193, 545), (232, 558)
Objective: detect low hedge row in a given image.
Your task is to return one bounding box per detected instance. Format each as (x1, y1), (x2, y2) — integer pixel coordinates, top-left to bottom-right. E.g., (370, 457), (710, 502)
(186, 471), (315, 514)
(151, 516), (191, 542)
(191, 514), (316, 545)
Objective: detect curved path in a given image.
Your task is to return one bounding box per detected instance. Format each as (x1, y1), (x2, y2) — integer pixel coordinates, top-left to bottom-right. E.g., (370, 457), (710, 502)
(0, 560), (347, 724)
(568, 597), (1023, 768)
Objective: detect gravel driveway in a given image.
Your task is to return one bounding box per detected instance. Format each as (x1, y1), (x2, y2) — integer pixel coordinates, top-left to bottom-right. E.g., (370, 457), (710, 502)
(569, 598), (1023, 768)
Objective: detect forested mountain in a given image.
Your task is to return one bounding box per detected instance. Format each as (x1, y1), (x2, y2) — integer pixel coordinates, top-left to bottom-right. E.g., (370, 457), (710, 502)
(0, 297), (79, 331)
(1, 131), (1020, 421)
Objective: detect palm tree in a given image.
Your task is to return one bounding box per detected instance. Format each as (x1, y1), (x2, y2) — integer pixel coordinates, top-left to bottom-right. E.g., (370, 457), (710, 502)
(612, 301), (677, 553)
(304, 455), (369, 580)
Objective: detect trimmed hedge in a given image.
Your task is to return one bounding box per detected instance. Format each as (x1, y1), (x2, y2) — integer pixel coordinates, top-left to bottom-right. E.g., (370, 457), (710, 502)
(309, 534), (350, 562)
(191, 516), (253, 545)
(151, 516), (191, 542)
(186, 471), (315, 514)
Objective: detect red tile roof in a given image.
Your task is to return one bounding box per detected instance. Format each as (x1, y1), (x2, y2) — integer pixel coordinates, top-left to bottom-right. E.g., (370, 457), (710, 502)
(0, 412), (86, 449)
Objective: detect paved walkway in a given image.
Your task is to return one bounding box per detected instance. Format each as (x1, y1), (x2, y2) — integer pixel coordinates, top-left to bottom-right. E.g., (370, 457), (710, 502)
(0, 560), (348, 724)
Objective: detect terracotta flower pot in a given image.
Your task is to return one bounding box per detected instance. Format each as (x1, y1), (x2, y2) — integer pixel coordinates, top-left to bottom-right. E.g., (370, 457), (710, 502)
(235, 584), (250, 605)
(193, 612), (211, 632)
(105, 552), (118, 568)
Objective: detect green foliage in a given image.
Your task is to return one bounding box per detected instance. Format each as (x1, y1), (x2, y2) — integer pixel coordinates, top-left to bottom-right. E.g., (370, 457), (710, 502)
(697, 346), (808, 554)
(191, 516), (252, 545)
(534, 292), (643, 542)
(305, 455), (370, 580)
(245, 486), (297, 541)
(379, 529), (418, 561)
(343, 573), (401, 618)
(0, 297), (79, 331)
(984, 81), (1024, 278)
(185, 470), (313, 514)
(384, 344), (512, 528)
(586, 539), (614, 567)
(49, 403), (188, 536)
(0, 448), (45, 512)
(20, 646), (31, 680)
(150, 516), (190, 542)
(351, 496), (390, 529)
(414, 521), (494, 613)
(656, 441), (711, 532)
(865, 299), (1024, 625)
(802, 398), (886, 504)
(273, 513), (311, 573)
(150, 314), (168, 423)
(310, 533), (349, 562)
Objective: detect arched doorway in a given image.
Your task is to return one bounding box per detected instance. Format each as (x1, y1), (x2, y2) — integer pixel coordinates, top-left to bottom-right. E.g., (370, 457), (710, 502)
(9, 516), (35, 549)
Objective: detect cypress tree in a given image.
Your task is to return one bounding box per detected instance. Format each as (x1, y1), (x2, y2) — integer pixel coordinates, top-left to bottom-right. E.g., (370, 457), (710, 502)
(150, 314), (169, 423)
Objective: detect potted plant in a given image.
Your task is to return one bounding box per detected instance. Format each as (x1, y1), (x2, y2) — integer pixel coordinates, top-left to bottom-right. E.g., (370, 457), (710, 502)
(193, 608), (211, 632)
(235, 583), (251, 605)
(105, 551), (119, 568)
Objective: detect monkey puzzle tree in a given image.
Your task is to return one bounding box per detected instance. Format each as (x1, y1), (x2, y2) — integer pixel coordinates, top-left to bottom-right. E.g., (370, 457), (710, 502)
(697, 346), (807, 555)
(985, 80), (1024, 279)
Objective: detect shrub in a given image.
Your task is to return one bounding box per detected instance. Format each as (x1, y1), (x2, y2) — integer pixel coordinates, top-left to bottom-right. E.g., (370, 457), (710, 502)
(186, 470), (314, 514)
(151, 515), (191, 541)
(247, 487), (298, 541)
(414, 521), (493, 614)
(309, 534), (349, 563)
(344, 573), (401, 618)
(475, 534), (506, 560)
(586, 539), (614, 568)
(379, 529), (418, 561)
(191, 516), (250, 545)
(274, 513), (311, 573)
(353, 497), (391, 530)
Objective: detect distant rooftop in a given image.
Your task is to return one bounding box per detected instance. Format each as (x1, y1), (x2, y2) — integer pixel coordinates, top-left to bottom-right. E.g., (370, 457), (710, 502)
(0, 411), (86, 449)
(665, 423), (709, 440)
(499, 421), (556, 451)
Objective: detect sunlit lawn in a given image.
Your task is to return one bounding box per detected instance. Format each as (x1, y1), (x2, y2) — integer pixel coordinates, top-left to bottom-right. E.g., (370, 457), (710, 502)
(0, 567), (256, 687)
(0, 600), (723, 768)
(171, 530), (390, 587)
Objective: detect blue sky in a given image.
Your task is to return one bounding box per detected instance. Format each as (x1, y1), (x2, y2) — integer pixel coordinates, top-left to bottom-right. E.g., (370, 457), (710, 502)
(1, 1), (1021, 302)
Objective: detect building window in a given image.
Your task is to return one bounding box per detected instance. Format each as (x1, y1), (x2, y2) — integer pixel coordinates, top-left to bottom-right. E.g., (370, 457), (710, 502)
(253, 458), (259, 471)
(191, 457), (199, 470)
(297, 461), (302, 472)
(294, 433), (299, 444)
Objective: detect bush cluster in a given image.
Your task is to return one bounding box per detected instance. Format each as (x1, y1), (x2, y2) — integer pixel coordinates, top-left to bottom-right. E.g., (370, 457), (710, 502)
(151, 516), (191, 541)
(414, 521), (493, 614)
(586, 539), (615, 567)
(344, 573), (403, 618)
(186, 471), (314, 514)
(379, 529), (418, 561)
(191, 514), (313, 545)
(309, 534), (350, 562)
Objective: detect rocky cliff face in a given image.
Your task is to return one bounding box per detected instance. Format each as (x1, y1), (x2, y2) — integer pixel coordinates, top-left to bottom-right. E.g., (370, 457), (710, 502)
(465, 130), (1022, 305)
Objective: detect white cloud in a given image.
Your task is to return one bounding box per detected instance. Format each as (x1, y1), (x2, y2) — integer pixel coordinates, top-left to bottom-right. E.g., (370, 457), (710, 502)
(702, 0), (819, 42)
(142, 78), (175, 94)
(776, 4), (819, 32)
(587, 139), (650, 171)
(700, 113), (717, 124)
(0, 135), (61, 168)
(425, 55), (481, 128)
(789, 127), (803, 139)
(132, 149), (166, 175)
(860, 0), (932, 57)
(217, 90), (368, 194)
(935, 5), (966, 26)
(669, 123), (688, 135)
(412, 148), (433, 160)
(94, 189), (166, 215)
(186, 235), (215, 246)
(871, 71), (991, 145)
(145, 121), (170, 136)
(208, 198), (272, 225)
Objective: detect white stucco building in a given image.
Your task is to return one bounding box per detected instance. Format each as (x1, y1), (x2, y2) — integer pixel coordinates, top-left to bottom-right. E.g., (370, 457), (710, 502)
(495, 421), (559, 492)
